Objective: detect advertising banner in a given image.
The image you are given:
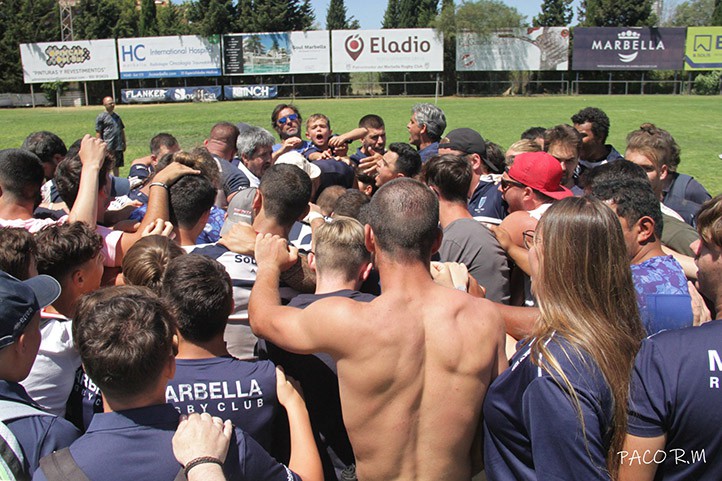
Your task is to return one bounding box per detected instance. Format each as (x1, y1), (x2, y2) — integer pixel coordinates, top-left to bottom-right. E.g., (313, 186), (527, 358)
(684, 27), (722, 70)
(331, 28), (443, 73)
(121, 86), (222, 104)
(456, 27), (570, 71)
(223, 31), (330, 75)
(20, 40), (118, 83)
(223, 85), (278, 99)
(117, 36), (221, 79)
(572, 27), (686, 70)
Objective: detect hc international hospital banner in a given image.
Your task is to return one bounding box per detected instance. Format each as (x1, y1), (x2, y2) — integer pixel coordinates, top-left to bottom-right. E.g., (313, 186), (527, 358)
(20, 40), (118, 83)
(572, 27), (686, 70)
(117, 35), (222, 79)
(684, 27), (722, 70)
(331, 28), (443, 73)
(222, 31), (330, 75)
(456, 28), (570, 71)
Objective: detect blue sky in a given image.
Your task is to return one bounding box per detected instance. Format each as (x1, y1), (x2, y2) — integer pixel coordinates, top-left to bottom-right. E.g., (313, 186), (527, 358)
(309, 0), (582, 29)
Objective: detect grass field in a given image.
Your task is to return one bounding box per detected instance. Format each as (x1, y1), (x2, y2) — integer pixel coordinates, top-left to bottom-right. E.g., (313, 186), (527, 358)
(1, 95), (721, 194)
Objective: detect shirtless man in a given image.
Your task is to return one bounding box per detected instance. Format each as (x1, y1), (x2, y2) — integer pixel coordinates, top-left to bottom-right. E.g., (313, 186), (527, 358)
(249, 178), (507, 481)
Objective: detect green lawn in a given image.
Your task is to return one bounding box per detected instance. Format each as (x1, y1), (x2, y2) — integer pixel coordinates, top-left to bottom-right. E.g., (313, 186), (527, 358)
(1, 95), (721, 194)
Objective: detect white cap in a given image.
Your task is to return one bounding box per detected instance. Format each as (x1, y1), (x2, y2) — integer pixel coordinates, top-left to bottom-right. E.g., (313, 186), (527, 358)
(275, 151), (321, 180)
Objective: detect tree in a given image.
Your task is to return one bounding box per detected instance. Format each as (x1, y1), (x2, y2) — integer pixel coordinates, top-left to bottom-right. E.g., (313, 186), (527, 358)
(139, 0), (159, 36)
(417, 0), (439, 27)
(432, 0), (526, 94)
(383, 0), (437, 27)
(74, 0), (139, 39)
(246, 0), (313, 32)
(668, 0), (713, 26)
(0, 0), (59, 92)
(713, 0), (722, 24)
(236, 0), (255, 31)
(188, 0), (236, 36)
(383, 0), (400, 28)
(579, 0), (656, 26)
(157, 1), (189, 36)
(115, 0), (140, 37)
(286, 0), (315, 30)
(534, 0), (573, 26)
(326, 0), (349, 29)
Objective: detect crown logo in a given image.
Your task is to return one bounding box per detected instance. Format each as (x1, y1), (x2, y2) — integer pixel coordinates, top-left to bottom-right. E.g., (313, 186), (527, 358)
(618, 30), (641, 40)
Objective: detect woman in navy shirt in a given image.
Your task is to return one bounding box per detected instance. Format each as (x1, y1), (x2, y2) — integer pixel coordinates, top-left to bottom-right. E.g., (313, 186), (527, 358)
(483, 196), (646, 480)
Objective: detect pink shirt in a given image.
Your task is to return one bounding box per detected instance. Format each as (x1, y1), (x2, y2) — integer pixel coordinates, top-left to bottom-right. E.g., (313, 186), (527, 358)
(0, 216), (122, 267)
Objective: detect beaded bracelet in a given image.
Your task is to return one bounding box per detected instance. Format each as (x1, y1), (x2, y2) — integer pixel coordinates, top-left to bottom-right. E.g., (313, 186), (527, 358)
(184, 456), (223, 476)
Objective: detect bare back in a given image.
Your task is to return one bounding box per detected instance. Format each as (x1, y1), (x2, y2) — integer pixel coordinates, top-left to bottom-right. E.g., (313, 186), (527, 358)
(330, 279), (507, 481)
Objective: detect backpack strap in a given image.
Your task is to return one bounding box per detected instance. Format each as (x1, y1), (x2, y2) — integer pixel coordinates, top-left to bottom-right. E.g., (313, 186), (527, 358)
(38, 448), (92, 481)
(0, 420), (28, 481)
(0, 400), (53, 423)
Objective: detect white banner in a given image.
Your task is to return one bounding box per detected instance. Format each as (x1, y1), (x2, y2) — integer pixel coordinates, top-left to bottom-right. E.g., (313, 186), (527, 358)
(331, 28), (443, 73)
(117, 35), (222, 79)
(223, 31), (330, 75)
(456, 27), (570, 71)
(20, 40), (118, 83)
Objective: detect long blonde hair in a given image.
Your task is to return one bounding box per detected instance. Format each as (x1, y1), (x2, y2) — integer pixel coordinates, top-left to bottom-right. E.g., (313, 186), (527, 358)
(529, 196), (645, 479)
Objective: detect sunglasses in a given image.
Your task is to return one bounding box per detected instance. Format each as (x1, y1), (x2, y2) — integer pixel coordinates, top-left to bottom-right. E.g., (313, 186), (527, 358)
(277, 113), (299, 125)
(501, 178), (525, 191)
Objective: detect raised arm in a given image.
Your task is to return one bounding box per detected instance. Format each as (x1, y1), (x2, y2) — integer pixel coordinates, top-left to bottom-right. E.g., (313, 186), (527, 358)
(117, 162), (200, 260)
(329, 127), (368, 147)
(68, 135), (106, 225)
(249, 233), (348, 355)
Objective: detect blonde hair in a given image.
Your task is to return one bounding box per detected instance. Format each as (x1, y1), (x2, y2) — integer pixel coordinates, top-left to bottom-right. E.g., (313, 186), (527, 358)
(312, 216), (370, 282)
(506, 139), (542, 166)
(530, 197), (644, 479)
(697, 194), (722, 248)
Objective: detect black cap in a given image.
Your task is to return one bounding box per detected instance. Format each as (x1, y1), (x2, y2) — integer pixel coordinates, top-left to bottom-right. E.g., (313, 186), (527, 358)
(439, 128), (500, 174)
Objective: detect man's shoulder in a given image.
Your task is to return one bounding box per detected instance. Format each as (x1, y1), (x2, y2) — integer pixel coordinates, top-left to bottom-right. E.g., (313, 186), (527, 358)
(444, 217), (491, 237)
(175, 356), (276, 378)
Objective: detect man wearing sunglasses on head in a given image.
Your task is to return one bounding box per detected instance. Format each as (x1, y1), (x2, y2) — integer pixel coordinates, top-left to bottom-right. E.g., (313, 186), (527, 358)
(271, 104), (312, 162)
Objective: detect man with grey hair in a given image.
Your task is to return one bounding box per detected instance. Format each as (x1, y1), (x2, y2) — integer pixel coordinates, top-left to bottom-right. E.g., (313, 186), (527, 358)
(236, 126), (276, 187)
(407, 103), (446, 162)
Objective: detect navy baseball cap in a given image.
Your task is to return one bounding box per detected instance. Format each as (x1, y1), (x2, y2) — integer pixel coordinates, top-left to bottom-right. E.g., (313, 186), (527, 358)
(0, 271), (61, 349)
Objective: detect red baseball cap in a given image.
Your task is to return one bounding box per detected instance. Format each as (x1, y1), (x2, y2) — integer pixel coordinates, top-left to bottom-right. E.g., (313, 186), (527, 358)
(508, 152), (573, 200)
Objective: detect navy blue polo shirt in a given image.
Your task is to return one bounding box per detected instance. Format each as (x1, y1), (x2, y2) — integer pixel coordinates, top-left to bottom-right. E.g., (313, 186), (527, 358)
(468, 180), (507, 222)
(418, 142), (439, 163)
(483, 336), (613, 480)
(0, 380), (79, 477)
(167, 357), (278, 451)
(65, 366), (103, 432)
(32, 403), (300, 481)
(257, 289), (376, 481)
(627, 320), (722, 480)
(313, 159), (356, 198)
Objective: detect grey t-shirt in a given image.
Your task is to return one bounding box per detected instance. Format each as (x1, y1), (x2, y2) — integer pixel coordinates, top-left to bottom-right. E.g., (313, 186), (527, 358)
(439, 218), (510, 304)
(94, 111), (125, 151)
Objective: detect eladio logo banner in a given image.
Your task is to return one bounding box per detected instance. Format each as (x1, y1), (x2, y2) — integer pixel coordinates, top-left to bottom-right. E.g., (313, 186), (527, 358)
(331, 28), (443, 73)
